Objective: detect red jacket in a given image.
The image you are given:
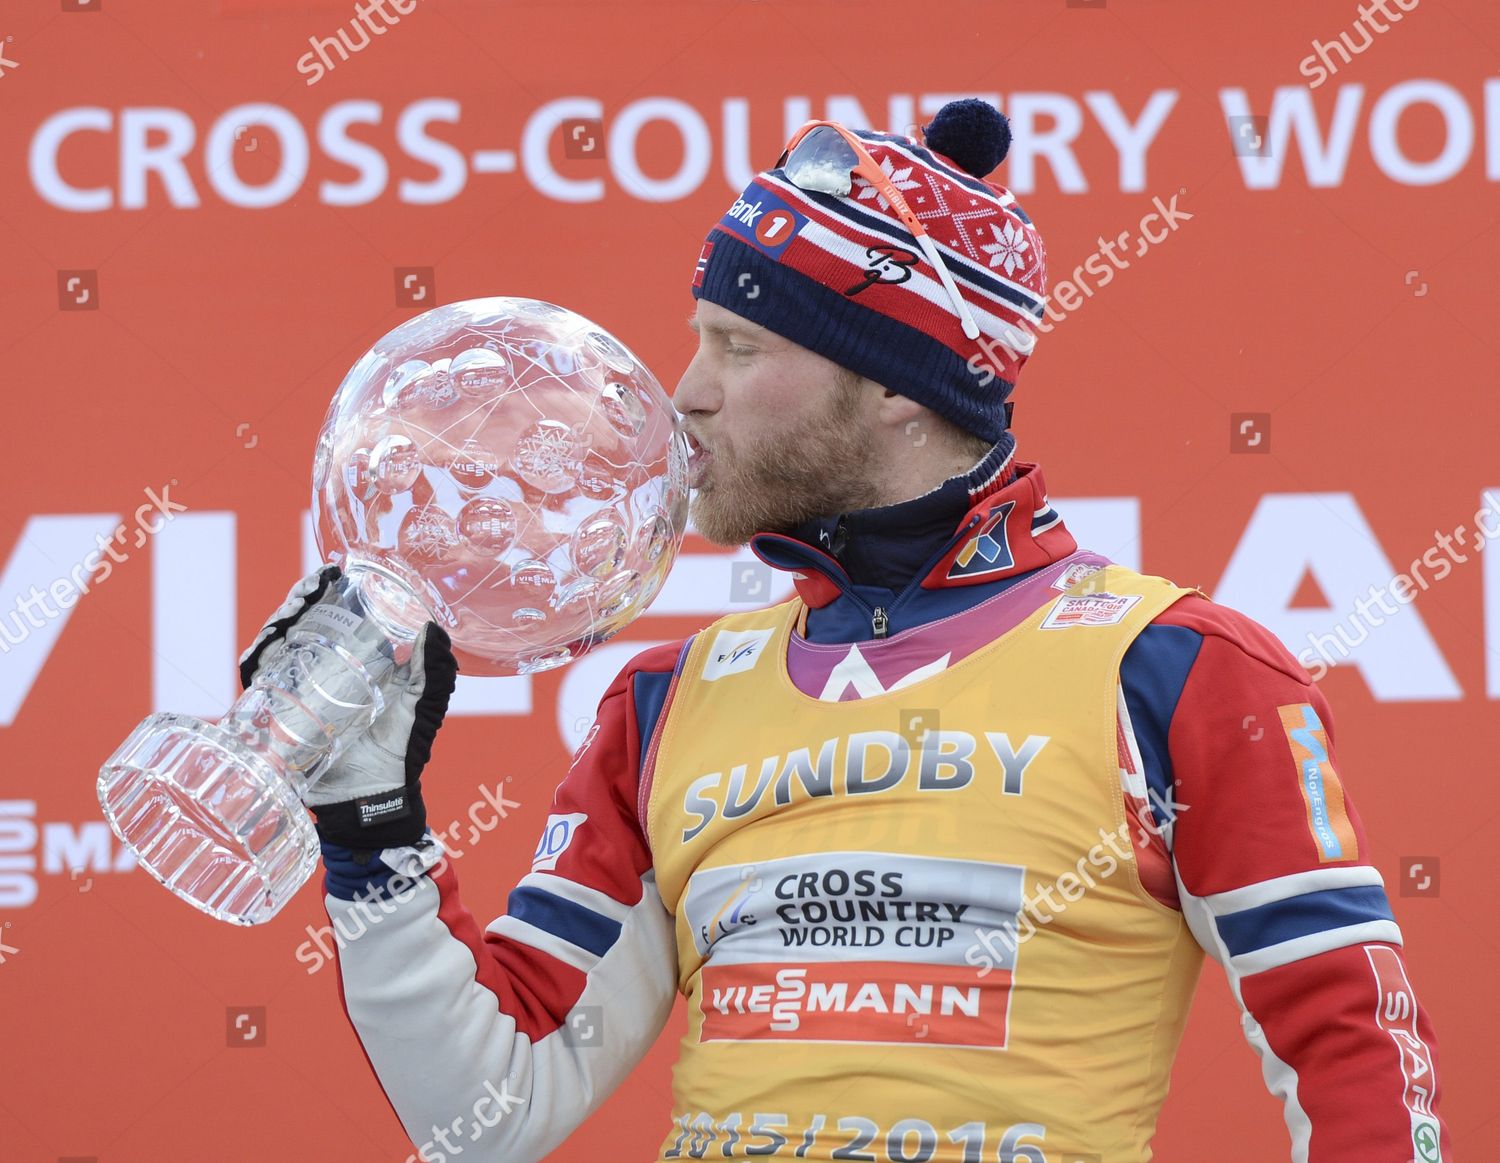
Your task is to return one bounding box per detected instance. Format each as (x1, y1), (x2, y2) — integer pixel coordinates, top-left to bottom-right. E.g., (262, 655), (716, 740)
(319, 451), (1450, 1162)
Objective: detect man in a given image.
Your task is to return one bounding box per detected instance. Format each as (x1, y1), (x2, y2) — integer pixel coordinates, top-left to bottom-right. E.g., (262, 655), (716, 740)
(244, 100), (1450, 1161)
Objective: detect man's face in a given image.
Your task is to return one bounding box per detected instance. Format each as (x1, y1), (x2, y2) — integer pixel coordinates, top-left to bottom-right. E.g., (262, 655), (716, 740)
(674, 300), (881, 547)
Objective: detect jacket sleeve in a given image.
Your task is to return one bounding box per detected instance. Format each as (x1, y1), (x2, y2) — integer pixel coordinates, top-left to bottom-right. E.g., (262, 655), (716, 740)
(1128, 599), (1452, 1163)
(318, 639), (686, 1163)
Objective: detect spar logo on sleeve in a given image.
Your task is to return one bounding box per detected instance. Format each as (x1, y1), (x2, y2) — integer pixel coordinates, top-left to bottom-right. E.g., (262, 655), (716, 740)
(1365, 945), (1443, 1160)
(717, 182), (806, 258)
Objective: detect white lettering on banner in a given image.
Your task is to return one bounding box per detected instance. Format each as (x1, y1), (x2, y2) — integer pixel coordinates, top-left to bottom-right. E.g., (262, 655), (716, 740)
(30, 82), (1500, 211)
(1369, 79), (1474, 186)
(0, 804), (136, 909)
(397, 97), (465, 204)
(522, 96), (604, 203)
(1005, 92), (1088, 193)
(3, 495), (1496, 737)
(0, 801), (37, 908)
(41, 822), (135, 875)
(204, 103), (311, 208)
(0, 514), (121, 726)
(154, 513), (236, 719)
(120, 107), (199, 209)
(721, 97), (823, 190)
(1085, 90), (1181, 192)
(1220, 84), (1365, 188)
(1051, 496), (1140, 572)
(1214, 493), (1460, 701)
(650, 549), (797, 615)
(29, 107), (112, 212)
(319, 99), (388, 205)
(1222, 79), (1498, 189)
(608, 97), (711, 202)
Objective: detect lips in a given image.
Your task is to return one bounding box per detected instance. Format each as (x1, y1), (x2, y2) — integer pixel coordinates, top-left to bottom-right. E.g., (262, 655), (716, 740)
(685, 430), (713, 488)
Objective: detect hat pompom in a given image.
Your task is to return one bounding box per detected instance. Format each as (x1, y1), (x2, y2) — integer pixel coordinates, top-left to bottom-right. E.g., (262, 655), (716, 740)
(923, 98), (1011, 177)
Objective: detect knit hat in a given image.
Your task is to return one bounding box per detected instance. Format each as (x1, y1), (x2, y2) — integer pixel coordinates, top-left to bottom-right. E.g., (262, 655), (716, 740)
(690, 98), (1048, 443)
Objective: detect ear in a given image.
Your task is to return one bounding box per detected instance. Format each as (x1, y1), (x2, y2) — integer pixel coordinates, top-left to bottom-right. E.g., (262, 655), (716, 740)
(873, 386), (924, 428)
(875, 391), (944, 451)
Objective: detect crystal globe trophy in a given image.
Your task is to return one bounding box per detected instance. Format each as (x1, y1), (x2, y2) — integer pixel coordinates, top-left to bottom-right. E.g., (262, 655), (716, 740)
(98, 298), (689, 925)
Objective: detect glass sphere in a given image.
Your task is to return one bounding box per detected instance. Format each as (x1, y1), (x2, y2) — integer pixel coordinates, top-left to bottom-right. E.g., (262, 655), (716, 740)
(312, 297), (689, 676)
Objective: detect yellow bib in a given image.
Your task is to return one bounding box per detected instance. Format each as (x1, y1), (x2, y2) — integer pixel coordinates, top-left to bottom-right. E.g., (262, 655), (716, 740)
(646, 565), (1204, 1162)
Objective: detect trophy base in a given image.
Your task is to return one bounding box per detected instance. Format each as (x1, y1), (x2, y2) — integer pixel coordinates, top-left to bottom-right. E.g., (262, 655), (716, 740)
(98, 713), (319, 926)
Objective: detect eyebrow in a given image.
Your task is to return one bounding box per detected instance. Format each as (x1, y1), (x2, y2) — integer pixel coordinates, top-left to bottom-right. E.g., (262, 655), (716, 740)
(686, 313), (767, 338)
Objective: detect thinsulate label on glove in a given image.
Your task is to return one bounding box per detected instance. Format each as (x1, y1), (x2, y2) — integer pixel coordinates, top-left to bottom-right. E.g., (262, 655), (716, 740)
(356, 791), (411, 827)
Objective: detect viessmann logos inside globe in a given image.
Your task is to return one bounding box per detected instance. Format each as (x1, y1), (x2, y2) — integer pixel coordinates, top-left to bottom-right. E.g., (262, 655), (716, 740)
(26, 80), (1500, 211)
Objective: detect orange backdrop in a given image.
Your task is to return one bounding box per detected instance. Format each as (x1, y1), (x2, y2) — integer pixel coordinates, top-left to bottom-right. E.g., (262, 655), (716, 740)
(1, 1), (1496, 1159)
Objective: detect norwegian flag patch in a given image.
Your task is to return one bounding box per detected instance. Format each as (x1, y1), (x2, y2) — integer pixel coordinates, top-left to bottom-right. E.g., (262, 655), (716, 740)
(693, 239), (715, 289)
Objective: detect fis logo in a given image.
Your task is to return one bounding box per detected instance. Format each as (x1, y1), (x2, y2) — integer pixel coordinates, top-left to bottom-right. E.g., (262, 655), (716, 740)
(946, 501), (1016, 581)
(702, 628), (775, 681)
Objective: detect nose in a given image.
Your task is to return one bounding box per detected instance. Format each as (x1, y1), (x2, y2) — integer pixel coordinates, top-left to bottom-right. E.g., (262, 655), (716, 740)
(672, 345), (721, 420)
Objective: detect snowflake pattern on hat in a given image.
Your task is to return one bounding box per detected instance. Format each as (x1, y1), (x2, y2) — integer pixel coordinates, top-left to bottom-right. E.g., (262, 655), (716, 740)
(853, 156), (920, 212)
(981, 221), (1030, 277)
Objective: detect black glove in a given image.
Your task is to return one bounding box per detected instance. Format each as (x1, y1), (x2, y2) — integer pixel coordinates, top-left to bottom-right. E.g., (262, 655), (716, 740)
(239, 566), (458, 852)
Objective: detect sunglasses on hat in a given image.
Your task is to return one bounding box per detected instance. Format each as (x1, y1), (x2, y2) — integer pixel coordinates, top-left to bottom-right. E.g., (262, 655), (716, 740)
(777, 121), (981, 341)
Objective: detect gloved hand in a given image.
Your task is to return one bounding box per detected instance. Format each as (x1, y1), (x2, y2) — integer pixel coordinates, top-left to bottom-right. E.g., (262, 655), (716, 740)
(238, 565), (459, 854)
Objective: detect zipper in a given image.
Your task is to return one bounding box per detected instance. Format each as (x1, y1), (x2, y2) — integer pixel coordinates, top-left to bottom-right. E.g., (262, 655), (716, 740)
(866, 511), (984, 640)
(824, 508), (984, 643)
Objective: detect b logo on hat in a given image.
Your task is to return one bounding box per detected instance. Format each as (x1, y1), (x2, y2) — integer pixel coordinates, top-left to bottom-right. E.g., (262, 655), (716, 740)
(844, 245), (919, 297)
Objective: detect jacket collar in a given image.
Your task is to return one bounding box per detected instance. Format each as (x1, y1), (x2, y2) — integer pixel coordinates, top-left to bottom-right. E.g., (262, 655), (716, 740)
(749, 446), (1077, 609)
